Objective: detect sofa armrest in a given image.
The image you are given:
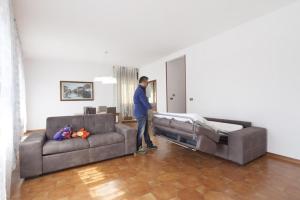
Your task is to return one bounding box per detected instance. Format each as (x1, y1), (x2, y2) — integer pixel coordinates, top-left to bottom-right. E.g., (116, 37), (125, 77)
(228, 127), (267, 165)
(115, 124), (136, 154)
(20, 130), (46, 178)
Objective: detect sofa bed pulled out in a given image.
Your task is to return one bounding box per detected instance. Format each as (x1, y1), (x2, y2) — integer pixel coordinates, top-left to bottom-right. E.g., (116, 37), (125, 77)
(152, 113), (267, 165)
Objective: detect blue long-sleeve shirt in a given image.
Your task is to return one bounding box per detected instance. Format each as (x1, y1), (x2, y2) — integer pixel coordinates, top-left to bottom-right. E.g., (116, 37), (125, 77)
(133, 85), (152, 118)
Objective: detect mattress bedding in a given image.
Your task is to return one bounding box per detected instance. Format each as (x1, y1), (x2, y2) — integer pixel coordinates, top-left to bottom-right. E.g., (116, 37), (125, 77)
(154, 112), (206, 123)
(154, 112), (243, 134)
(206, 121), (243, 133)
(152, 112), (267, 165)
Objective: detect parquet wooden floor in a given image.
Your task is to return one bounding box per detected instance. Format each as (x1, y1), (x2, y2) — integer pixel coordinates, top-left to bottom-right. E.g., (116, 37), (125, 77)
(11, 136), (300, 200)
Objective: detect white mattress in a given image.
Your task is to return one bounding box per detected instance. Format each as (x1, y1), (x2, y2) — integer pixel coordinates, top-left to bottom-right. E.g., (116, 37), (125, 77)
(154, 112), (206, 123)
(154, 112), (243, 133)
(206, 121), (243, 133)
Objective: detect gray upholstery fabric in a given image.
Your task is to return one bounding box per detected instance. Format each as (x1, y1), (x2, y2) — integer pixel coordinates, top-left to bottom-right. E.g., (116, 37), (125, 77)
(206, 117), (252, 128)
(87, 132), (124, 148)
(153, 117), (171, 127)
(215, 144), (229, 159)
(195, 126), (220, 143)
(153, 117), (267, 165)
(20, 114), (137, 178)
(46, 115), (84, 140)
(154, 119), (220, 142)
(84, 114), (115, 134)
(170, 119), (194, 133)
(197, 135), (217, 154)
(43, 149), (90, 173)
(115, 123), (137, 154)
(20, 130), (46, 178)
(228, 127), (267, 165)
(43, 138), (89, 155)
(155, 125), (194, 138)
(89, 143), (125, 163)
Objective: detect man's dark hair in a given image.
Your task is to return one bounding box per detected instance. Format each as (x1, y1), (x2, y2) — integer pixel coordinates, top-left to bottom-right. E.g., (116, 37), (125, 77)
(139, 76), (149, 83)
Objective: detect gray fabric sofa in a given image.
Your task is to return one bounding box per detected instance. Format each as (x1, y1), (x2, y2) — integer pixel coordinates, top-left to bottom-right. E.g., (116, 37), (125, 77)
(153, 117), (267, 165)
(20, 114), (136, 178)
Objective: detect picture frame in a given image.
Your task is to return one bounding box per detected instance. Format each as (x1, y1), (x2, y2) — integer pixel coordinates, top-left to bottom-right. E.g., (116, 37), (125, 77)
(60, 81), (94, 101)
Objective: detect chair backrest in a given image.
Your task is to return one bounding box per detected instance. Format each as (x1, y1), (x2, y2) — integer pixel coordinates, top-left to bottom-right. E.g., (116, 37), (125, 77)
(98, 106), (107, 113)
(84, 107), (96, 115)
(107, 107), (116, 114)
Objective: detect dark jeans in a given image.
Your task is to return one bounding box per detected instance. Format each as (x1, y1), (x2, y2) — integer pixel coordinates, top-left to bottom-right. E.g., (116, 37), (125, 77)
(136, 116), (153, 150)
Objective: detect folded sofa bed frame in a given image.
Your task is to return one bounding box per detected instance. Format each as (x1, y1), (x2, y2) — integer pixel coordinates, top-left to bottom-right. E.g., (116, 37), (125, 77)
(152, 114), (267, 165)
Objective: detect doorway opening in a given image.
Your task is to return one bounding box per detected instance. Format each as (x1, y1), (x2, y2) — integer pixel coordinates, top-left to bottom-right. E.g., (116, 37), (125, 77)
(146, 80), (157, 111)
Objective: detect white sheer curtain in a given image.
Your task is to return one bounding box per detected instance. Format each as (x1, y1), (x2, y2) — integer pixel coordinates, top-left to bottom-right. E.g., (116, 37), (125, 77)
(0, 0), (26, 199)
(113, 66), (138, 118)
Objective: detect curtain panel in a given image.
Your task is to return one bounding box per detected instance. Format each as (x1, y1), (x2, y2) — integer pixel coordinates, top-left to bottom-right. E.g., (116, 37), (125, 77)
(113, 66), (138, 118)
(0, 0), (26, 199)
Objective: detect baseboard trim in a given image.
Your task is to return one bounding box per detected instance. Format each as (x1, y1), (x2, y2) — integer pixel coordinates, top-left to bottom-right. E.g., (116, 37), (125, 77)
(267, 152), (300, 165)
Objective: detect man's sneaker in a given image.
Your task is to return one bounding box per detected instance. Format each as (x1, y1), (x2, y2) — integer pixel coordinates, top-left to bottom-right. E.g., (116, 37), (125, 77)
(147, 145), (158, 150)
(136, 147), (147, 154)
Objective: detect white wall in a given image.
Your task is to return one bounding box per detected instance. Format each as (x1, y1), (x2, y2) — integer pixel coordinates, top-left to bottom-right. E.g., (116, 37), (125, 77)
(140, 60), (167, 113)
(140, 1), (300, 160)
(25, 59), (115, 129)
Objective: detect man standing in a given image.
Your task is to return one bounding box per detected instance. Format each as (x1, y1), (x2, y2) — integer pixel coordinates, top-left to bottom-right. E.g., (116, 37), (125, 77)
(134, 76), (157, 153)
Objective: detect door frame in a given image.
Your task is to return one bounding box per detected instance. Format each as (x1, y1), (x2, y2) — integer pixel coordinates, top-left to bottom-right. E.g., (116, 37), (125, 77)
(165, 55), (187, 113)
(148, 80), (157, 111)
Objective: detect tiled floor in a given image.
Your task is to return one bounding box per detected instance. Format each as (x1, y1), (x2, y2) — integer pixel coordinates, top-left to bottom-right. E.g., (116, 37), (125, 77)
(12, 136), (300, 200)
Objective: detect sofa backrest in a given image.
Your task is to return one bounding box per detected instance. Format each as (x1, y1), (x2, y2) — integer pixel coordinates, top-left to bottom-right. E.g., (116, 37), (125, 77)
(205, 117), (252, 128)
(46, 114), (116, 140)
(83, 114), (116, 134)
(46, 115), (84, 140)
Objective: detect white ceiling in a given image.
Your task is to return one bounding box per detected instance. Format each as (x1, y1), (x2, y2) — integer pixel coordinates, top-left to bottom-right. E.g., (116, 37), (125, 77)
(14, 0), (297, 66)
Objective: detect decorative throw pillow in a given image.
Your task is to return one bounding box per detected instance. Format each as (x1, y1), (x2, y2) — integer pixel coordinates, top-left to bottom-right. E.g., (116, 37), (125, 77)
(53, 125), (73, 141)
(71, 128), (90, 139)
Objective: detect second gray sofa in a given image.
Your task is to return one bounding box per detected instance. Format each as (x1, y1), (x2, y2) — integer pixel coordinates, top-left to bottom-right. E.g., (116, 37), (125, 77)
(20, 114), (136, 178)
(153, 117), (267, 165)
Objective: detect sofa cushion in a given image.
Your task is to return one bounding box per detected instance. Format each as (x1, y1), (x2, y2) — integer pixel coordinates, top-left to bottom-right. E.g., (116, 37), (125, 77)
(46, 115), (84, 140)
(87, 132), (124, 148)
(84, 114), (116, 134)
(170, 119), (194, 133)
(43, 138), (89, 155)
(153, 117), (171, 127)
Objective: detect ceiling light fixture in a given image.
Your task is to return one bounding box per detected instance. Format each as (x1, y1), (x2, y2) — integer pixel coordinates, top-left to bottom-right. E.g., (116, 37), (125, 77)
(94, 76), (117, 84)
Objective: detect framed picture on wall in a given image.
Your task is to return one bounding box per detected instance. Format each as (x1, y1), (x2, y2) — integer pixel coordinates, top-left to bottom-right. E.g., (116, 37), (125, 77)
(60, 81), (94, 101)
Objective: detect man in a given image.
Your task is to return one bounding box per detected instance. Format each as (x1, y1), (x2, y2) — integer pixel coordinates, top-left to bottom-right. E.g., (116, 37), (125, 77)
(134, 76), (157, 153)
